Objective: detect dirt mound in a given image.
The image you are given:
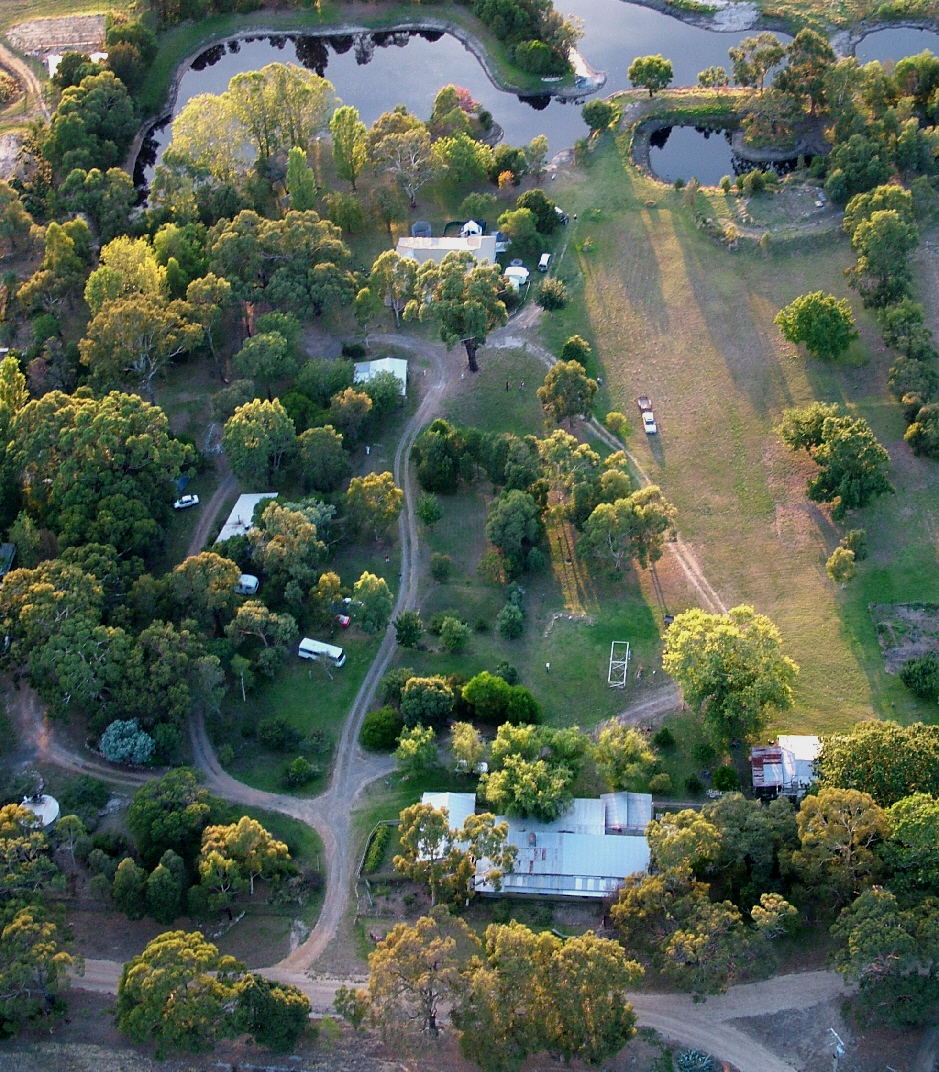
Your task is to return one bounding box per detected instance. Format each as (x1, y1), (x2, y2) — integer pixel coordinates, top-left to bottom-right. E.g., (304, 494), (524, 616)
(6, 15), (105, 56)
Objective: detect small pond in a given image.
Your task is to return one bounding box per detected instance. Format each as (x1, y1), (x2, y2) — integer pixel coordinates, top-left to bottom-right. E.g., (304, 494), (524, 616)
(855, 26), (939, 65)
(139, 0), (792, 184)
(647, 125), (803, 186)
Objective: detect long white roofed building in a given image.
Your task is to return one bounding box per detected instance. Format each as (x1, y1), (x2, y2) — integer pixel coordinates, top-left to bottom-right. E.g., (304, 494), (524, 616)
(421, 791), (652, 899)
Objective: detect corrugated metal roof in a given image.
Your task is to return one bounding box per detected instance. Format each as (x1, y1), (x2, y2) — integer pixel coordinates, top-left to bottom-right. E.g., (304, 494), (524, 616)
(421, 792), (476, 831)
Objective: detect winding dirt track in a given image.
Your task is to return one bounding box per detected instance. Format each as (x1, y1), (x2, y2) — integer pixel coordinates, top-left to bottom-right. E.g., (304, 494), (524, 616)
(8, 317), (834, 1071)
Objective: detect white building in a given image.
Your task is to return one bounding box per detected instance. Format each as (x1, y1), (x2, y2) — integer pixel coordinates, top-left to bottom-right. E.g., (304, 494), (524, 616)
(395, 234), (498, 267)
(353, 356), (408, 397)
(214, 493), (277, 543)
(421, 791), (652, 899)
(750, 734), (821, 798)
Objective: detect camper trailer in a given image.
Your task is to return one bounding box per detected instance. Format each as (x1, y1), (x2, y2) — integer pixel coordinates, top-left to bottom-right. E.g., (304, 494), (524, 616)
(298, 637), (346, 668)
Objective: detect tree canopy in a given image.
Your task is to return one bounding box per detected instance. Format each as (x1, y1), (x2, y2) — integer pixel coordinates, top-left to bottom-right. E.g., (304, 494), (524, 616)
(662, 605), (798, 747)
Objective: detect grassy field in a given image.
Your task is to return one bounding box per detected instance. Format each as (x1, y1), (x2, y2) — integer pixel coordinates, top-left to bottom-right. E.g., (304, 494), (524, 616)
(538, 132), (939, 734)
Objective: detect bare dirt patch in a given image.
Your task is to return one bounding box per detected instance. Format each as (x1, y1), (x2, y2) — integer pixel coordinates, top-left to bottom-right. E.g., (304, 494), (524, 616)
(870, 602), (939, 672)
(6, 15), (104, 56)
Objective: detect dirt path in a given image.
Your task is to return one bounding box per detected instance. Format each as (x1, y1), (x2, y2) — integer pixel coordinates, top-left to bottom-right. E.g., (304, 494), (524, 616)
(489, 315), (726, 615)
(73, 953), (847, 1072)
(0, 40), (48, 121)
(186, 458), (235, 558)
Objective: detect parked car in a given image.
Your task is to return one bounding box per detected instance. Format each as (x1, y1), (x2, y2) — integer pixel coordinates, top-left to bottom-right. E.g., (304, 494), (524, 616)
(642, 411), (658, 435)
(637, 395), (652, 412)
(173, 494), (200, 510)
(538, 252), (551, 272)
(335, 614), (351, 628)
(554, 206), (570, 224)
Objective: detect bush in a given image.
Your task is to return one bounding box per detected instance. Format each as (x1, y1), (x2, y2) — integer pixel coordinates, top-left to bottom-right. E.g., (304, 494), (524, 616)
(416, 492), (443, 527)
(379, 667), (414, 708)
(841, 529), (868, 561)
(430, 553), (452, 582)
(341, 342), (367, 359)
(494, 661), (518, 685)
(652, 726), (676, 749)
(712, 765), (740, 791)
(496, 602), (525, 639)
(606, 411), (627, 435)
(282, 756), (316, 788)
(257, 717), (303, 752)
(559, 335), (592, 366)
(685, 774), (704, 794)
(360, 706), (403, 751)
(364, 824), (392, 873)
(899, 652), (939, 700)
(99, 719), (154, 766)
(649, 772), (672, 793)
(218, 744), (234, 766)
(60, 776), (110, 824)
(439, 616), (471, 653)
(526, 547), (545, 572)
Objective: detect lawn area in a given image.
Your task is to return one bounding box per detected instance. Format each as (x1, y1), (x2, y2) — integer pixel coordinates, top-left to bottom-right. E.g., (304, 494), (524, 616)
(539, 132), (939, 734)
(215, 629), (380, 794)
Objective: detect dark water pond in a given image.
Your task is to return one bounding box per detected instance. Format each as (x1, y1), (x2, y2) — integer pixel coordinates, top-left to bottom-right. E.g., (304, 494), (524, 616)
(855, 26), (939, 64)
(139, 0), (791, 184)
(648, 125), (802, 186)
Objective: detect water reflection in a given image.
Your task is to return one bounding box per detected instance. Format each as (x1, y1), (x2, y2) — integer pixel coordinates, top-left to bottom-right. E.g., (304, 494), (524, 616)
(648, 125), (804, 187)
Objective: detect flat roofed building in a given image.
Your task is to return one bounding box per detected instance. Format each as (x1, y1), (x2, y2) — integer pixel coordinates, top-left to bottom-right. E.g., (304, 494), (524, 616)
(353, 356), (408, 396)
(420, 790), (652, 899)
(395, 234), (497, 267)
(214, 493), (277, 543)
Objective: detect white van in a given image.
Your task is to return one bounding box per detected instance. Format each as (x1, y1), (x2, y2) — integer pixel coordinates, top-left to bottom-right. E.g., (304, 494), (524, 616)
(298, 637), (346, 668)
(235, 574), (259, 595)
(538, 252), (551, 272)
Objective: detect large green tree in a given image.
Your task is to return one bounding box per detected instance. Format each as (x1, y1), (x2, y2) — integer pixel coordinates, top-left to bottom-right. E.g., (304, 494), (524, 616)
(45, 70), (136, 173)
(728, 32), (785, 92)
(579, 486), (676, 571)
(774, 291), (858, 361)
(777, 403), (893, 519)
(662, 605), (798, 748)
(406, 251), (508, 372)
(537, 360), (598, 426)
(817, 721), (939, 805)
(222, 399), (296, 484)
(116, 930), (244, 1056)
(330, 104), (368, 190)
(8, 390), (193, 557)
(627, 54), (673, 96)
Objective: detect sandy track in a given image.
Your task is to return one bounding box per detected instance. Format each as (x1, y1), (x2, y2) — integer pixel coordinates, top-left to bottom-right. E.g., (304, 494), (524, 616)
(186, 459), (236, 559)
(74, 955), (847, 1072)
(0, 39), (49, 121)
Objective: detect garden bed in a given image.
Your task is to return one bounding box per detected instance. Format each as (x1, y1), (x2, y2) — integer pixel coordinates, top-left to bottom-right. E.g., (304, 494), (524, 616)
(870, 602), (939, 672)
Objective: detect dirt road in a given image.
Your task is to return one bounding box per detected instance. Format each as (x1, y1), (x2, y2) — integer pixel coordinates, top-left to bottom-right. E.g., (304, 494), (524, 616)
(75, 954), (848, 1072)
(0, 40), (48, 120)
(186, 459), (236, 558)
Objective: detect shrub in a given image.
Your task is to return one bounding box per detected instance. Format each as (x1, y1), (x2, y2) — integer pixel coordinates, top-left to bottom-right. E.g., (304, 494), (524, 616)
(496, 602), (525, 639)
(439, 616), (471, 653)
(606, 411), (627, 435)
(841, 529), (868, 561)
(379, 667), (414, 708)
(526, 547), (545, 572)
(360, 706), (403, 751)
(218, 744), (234, 766)
(341, 342), (367, 359)
(394, 610), (423, 648)
(416, 492), (443, 527)
(430, 553), (452, 582)
(400, 676), (454, 728)
(685, 774), (704, 794)
(282, 756), (316, 788)
(257, 717), (303, 752)
(899, 652), (939, 700)
(652, 726), (676, 749)
(536, 278), (570, 313)
(60, 776), (110, 824)
(649, 772), (672, 793)
(99, 719), (154, 766)
(364, 824), (392, 873)
(559, 335), (592, 366)
(712, 765), (740, 791)
(494, 661), (518, 685)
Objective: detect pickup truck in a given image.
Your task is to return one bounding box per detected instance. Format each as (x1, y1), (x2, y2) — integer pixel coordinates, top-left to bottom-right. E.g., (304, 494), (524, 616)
(637, 396), (657, 434)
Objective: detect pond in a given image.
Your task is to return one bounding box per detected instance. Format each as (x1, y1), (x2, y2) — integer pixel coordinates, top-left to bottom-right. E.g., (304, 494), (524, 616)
(647, 125), (803, 186)
(139, 0), (791, 184)
(855, 26), (939, 65)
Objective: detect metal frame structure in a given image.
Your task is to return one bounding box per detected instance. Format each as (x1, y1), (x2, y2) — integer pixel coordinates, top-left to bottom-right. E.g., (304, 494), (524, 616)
(608, 641), (630, 688)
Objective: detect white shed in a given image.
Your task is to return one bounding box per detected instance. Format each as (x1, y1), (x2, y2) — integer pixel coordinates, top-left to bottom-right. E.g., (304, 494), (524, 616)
(354, 356), (408, 397)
